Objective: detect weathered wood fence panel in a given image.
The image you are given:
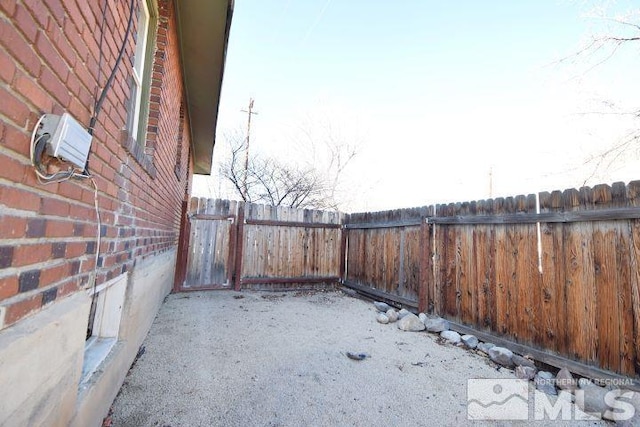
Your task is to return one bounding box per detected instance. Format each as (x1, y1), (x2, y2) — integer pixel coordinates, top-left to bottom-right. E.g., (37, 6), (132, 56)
(343, 181), (640, 379)
(344, 207), (431, 307)
(182, 199), (343, 292)
(240, 202), (343, 290)
(184, 198), (237, 289)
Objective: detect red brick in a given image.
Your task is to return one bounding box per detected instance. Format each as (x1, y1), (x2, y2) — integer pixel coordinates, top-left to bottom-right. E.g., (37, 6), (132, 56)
(57, 278), (80, 298)
(35, 32), (69, 82)
(0, 46), (16, 84)
(4, 294), (41, 326)
(22, 0), (49, 28)
(74, 0), (97, 30)
(0, 86), (31, 127)
(13, 243), (51, 267)
(0, 17), (41, 76)
(0, 185), (41, 212)
(0, 0), (16, 16)
(82, 26), (100, 68)
(67, 96), (91, 126)
(69, 204), (93, 220)
(62, 16), (88, 62)
(40, 263), (69, 287)
(14, 5), (39, 43)
(73, 58), (95, 94)
(57, 181), (83, 201)
(44, 0), (66, 27)
(45, 219), (73, 237)
(0, 276), (18, 300)
(66, 242), (85, 257)
(40, 196), (70, 216)
(76, 85), (93, 112)
(39, 66), (71, 107)
(14, 72), (53, 112)
(0, 124), (29, 159)
(0, 216), (27, 239)
(49, 19), (77, 68)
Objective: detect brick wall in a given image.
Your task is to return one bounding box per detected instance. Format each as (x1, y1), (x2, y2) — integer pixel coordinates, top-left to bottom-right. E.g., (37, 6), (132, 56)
(0, 0), (192, 329)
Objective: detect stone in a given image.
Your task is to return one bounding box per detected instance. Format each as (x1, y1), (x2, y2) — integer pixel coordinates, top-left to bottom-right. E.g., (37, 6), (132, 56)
(440, 330), (461, 344)
(487, 346), (515, 368)
(418, 313), (428, 324)
(535, 371), (557, 396)
(476, 342), (495, 355)
(376, 313), (389, 324)
(385, 309), (398, 323)
(577, 385), (609, 418)
(460, 334), (478, 349)
(579, 378), (596, 389)
(515, 365), (537, 380)
(424, 317), (449, 333)
(537, 371), (554, 380)
(512, 354), (536, 369)
(398, 308), (411, 319)
(374, 301), (392, 313)
(397, 312), (426, 332)
(555, 368), (577, 391)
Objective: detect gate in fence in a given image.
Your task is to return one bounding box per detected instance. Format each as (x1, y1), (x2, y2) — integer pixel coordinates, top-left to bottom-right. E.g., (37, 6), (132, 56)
(176, 198), (343, 291)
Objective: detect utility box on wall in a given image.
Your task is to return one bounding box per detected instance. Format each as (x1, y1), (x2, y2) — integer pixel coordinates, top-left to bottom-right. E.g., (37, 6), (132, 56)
(39, 113), (92, 169)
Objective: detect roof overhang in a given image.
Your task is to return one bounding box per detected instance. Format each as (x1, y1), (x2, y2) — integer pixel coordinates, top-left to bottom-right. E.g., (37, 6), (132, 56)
(175, 0), (233, 175)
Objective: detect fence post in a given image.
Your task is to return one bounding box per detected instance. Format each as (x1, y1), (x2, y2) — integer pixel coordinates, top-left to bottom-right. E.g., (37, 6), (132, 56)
(173, 198), (192, 292)
(418, 216), (432, 313)
(233, 202), (245, 291)
(339, 226), (347, 284)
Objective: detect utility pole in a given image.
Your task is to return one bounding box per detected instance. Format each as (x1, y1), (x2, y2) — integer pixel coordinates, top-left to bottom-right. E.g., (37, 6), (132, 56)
(240, 98), (258, 200)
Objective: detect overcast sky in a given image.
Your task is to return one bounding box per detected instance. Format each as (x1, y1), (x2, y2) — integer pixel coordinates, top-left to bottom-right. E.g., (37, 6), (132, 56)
(192, 0), (640, 212)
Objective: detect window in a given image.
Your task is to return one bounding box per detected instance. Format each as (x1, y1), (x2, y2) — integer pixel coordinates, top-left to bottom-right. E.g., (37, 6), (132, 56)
(81, 273), (128, 384)
(126, 0), (157, 144)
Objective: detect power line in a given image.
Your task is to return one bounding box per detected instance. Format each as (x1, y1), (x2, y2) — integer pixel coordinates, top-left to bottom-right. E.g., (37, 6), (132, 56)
(301, 0), (332, 45)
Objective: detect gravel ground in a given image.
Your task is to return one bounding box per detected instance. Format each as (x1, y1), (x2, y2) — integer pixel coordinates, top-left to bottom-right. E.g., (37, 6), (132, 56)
(109, 290), (608, 426)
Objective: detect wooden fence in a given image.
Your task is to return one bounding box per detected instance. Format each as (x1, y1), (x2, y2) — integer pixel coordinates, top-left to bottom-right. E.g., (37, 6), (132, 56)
(178, 181), (640, 380)
(343, 181), (640, 380)
(178, 199), (343, 292)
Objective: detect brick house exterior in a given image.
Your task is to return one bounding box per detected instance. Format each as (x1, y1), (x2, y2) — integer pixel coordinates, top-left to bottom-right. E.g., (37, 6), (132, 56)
(0, 0), (232, 425)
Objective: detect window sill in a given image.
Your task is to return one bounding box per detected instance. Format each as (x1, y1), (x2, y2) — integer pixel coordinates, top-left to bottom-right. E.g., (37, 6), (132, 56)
(120, 129), (157, 178)
(80, 336), (117, 385)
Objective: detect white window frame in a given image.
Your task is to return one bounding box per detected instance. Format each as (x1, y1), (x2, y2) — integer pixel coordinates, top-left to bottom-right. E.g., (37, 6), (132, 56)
(128, 0), (151, 142)
(80, 273), (128, 384)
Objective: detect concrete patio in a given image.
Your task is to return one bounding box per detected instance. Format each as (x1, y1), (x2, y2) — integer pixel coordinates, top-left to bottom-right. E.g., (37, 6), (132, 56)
(108, 290), (607, 426)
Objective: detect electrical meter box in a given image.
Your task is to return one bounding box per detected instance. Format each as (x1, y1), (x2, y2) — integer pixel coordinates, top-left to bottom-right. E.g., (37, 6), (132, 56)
(39, 113), (92, 169)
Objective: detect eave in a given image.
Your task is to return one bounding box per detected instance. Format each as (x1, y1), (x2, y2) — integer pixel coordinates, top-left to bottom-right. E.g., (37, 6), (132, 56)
(175, 0), (233, 175)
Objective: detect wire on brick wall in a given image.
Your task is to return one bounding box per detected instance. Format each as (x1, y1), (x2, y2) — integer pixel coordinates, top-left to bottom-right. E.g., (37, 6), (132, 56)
(90, 177), (102, 279)
(29, 116), (102, 292)
(87, 0), (135, 140)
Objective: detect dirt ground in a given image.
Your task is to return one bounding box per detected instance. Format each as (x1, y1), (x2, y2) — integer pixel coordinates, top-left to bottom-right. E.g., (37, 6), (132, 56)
(109, 290), (607, 426)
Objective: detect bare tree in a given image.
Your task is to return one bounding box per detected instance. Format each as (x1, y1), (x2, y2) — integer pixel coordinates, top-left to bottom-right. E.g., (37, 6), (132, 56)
(562, 5), (640, 182)
(219, 130), (354, 209)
